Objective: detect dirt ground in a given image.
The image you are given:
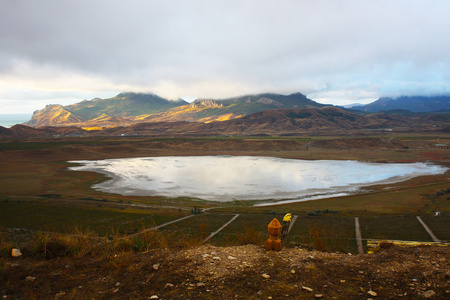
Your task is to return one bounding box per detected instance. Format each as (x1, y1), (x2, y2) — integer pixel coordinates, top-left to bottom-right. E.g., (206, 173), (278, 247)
(1, 244), (448, 299)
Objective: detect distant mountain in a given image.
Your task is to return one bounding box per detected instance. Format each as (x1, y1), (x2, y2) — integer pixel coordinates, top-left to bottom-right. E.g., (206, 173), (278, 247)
(66, 92), (188, 119)
(24, 93), (188, 127)
(24, 104), (85, 128)
(6, 107), (448, 138)
(24, 92), (325, 127)
(351, 96), (450, 113)
(141, 92), (325, 123)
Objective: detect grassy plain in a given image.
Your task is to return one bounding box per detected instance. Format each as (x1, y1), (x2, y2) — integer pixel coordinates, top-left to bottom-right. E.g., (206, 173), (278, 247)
(1, 135), (449, 299)
(0, 134), (449, 250)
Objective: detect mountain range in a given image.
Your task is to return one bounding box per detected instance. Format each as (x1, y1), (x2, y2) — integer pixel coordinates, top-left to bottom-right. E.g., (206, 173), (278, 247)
(2, 105), (448, 139)
(23, 92), (450, 129)
(23, 92), (325, 127)
(349, 95), (450, 113)
(0, 92), (442, 138)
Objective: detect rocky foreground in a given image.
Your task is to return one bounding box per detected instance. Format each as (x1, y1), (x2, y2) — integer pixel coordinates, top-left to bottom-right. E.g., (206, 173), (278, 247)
(1, 244), (449, 299)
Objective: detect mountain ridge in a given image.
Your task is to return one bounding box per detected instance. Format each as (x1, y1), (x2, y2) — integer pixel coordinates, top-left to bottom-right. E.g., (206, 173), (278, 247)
(24, 92), (324, 127)
(350, 95), (450, 113)
(5, 106), (448, 138)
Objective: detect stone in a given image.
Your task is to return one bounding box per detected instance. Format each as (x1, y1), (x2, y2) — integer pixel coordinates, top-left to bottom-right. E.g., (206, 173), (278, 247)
(302, 286), (313, 292)
(164, 283), (174, 288)
(315, 294), (323, 298)
(25, 276), (36, 282)
(213, 256), (221, 260)
(291, 270), (296, 274)
(153, 263), (160, 270)
(422, 290), (436, 298)
(368, 290), (377, 296)
(262, 273), (271, 279)
(11, 249), (22, 257)
(149, 295), (159, 299)
(196, 282), (205, 287)
(228, 256), (237, 260)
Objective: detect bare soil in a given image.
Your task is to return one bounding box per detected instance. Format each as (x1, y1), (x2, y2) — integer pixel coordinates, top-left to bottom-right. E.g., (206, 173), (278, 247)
(1, 244), (449, 299)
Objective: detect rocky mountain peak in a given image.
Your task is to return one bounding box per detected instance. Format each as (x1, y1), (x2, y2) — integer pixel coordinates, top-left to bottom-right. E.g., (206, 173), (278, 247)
(189, 99), (223, 108)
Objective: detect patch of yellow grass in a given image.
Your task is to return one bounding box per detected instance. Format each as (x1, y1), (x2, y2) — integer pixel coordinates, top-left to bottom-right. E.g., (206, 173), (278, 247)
(82, 127), (103, 131)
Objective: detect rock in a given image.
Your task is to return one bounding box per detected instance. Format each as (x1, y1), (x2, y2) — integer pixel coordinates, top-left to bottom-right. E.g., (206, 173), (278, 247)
(227, 256), (237, 260)
(25, 276), (36, 282)
(115, 282), (121, 287)
(196, 282), (205, 287)
(302, 286), (313, 292)
(213, 256), (221, 260)
(153, 263), (160, 270)
(422, 290), (436, 298)
(262, 273), (271, 279)
(149, 295), (159, 299)
(291, 270), (296, 274)
(315, 294), (323, 298)
(164, 283), (174, 288)
(112, 288), (119, 293)
(340, 280), (346, 283)
(11, 249), (22, 257)
(368, 290), (377, 296)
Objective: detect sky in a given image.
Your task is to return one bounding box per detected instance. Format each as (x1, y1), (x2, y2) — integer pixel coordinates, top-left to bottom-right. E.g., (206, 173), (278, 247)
(1, 0), (450, 114)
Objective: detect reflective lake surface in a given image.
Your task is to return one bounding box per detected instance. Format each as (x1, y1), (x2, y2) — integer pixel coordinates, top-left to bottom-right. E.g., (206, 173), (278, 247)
(69, 156), (447, 204)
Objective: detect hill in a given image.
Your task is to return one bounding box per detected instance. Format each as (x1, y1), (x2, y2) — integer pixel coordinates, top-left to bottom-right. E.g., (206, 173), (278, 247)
(24, 104), (86, 128)
(24, 93), (188, 127)
(24, 92), (324, 127)
(350, 95), (450, 113)
(5, 107), (449, 138)
(1, 243), (448, 299)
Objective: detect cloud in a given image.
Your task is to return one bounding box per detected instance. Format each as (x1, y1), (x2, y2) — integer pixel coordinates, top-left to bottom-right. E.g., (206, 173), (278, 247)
(1, 0), (450, 112)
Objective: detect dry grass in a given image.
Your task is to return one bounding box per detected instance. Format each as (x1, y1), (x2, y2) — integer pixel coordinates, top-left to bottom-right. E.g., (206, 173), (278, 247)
(234, 222), (263, 246)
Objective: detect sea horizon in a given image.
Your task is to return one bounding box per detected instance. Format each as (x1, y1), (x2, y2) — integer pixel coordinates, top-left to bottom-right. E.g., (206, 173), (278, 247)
(0, 113), (31, 128)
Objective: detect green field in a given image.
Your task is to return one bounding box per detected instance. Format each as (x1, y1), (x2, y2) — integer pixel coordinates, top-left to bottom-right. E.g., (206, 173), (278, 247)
(0, 200), (187, 238)
(2, 199), (448, 254)
(1, 136), (449, 254)
(359, 216), (433, 241)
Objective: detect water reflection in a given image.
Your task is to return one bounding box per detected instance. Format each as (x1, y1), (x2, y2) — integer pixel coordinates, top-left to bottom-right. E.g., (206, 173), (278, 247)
(69, 156), (447, 203)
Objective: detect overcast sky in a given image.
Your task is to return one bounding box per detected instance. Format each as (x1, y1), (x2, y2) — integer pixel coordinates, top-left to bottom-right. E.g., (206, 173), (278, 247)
(1, 0), (450, 114)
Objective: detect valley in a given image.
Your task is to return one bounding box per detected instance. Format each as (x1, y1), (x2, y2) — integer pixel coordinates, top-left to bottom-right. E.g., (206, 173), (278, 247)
(1, 134), (449, 299)
(1, 94), (449, 299)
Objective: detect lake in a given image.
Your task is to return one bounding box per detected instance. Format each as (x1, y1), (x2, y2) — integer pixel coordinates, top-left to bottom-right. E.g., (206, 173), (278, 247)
(68, 156), (447, 204)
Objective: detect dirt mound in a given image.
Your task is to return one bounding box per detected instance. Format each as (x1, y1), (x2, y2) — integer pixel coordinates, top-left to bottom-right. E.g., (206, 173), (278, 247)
(2, 244), (448, 299)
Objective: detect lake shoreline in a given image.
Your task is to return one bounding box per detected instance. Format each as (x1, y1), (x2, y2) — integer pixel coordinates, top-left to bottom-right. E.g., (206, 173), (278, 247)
(68, 156), (448, 203)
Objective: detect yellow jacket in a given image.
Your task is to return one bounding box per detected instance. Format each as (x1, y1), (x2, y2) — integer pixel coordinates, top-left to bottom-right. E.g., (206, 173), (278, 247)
(283, 213), (292, 222)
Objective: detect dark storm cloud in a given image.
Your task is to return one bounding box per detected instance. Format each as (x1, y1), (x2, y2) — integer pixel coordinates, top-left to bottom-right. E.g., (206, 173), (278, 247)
(1, 0), (450, 112)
